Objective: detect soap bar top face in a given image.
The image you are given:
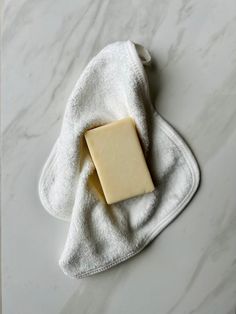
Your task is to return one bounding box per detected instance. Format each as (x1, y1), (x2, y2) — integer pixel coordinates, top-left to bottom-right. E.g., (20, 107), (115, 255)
(85, 117), (155, 204)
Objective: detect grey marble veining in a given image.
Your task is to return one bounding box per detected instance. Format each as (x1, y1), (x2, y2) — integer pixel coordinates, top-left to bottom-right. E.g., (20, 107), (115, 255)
(2, 0), (236, 313)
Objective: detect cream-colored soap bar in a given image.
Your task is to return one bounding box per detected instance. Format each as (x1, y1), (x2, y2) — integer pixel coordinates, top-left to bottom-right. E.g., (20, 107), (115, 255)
(85, 117), (154, 204)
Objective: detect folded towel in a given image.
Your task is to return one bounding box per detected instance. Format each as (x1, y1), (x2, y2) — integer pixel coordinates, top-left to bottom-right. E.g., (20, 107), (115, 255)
(38, 41), (200, 279)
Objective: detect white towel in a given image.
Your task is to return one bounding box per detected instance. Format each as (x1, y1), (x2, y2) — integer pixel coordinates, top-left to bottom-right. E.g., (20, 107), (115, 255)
(38, 41), (200, 279)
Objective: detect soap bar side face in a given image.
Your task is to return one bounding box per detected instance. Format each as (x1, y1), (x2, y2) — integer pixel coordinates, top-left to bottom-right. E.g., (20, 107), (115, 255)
(85, 118), (154, 204)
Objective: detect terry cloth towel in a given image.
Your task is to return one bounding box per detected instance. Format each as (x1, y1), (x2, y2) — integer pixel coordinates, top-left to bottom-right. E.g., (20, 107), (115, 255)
(39, 41), (200, 279)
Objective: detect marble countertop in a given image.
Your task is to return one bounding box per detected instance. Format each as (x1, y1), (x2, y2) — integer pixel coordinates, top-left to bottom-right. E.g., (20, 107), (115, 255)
(2, 0), (236, 313)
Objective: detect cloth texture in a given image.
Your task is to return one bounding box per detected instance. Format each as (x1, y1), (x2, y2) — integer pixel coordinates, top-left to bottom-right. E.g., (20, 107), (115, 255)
(38, 41), (200, 278)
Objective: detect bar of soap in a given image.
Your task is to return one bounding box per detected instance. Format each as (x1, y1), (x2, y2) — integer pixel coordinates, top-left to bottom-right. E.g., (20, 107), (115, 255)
(85, 117), (155, 204)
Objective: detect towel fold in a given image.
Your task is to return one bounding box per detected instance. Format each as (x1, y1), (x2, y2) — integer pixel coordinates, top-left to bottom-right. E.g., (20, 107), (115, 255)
(39, 41), (200, 278)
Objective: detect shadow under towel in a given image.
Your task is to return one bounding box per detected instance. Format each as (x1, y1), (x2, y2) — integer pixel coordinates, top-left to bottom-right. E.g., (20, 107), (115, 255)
(38, 41), (200, 278)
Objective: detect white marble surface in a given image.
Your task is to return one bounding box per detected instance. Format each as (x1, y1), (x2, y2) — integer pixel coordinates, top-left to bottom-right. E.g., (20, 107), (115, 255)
(2, 0), (236, 313)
